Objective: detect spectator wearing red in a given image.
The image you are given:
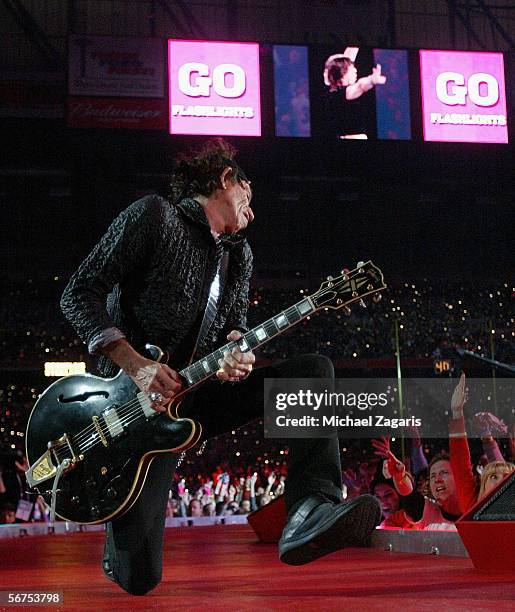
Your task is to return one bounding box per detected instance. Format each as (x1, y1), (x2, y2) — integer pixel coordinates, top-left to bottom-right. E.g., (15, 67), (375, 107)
(449, 373), (515, 513)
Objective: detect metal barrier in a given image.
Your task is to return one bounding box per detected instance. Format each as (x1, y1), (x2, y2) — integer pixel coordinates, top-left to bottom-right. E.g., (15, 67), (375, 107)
(0, 515), (249, 539)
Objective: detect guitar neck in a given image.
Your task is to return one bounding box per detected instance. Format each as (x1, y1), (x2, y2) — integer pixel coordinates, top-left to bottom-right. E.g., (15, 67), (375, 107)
(179, 296), (316, 387)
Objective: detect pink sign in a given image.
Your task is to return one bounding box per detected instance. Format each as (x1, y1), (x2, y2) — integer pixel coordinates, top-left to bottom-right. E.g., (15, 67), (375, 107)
(168, 40), (261, 136)
(420, 50), (508, 144)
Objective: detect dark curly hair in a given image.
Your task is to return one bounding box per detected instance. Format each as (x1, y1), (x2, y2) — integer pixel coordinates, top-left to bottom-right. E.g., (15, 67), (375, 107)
(169, 138), (249, 203)
(325, 56), (354, 91)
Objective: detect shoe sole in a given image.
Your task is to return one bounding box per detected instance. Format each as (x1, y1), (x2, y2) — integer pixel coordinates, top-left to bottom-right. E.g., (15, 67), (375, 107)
(280, 495), (381, 566)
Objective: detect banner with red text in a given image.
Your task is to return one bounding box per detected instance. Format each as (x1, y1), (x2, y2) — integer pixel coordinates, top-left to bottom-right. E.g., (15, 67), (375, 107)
(69, 36), (164, 98)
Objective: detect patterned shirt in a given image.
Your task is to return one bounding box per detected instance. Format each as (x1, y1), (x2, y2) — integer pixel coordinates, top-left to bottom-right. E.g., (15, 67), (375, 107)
(60, 196), (252, 376)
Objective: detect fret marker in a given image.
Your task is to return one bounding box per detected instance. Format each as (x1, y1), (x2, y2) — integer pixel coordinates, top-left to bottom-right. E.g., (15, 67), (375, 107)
(238, 338), (249, 352)
(255, 327), (267, 341)
(274, 314), (288, 328)
(298, 300), (311, 314)
(202, 360), (210, 373)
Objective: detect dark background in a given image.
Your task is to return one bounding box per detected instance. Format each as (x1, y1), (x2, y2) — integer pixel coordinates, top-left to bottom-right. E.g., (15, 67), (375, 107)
(2, 120), (513, 284)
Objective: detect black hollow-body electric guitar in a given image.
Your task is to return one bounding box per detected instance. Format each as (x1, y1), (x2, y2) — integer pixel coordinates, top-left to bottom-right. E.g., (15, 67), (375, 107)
(25, 261), (386, 524)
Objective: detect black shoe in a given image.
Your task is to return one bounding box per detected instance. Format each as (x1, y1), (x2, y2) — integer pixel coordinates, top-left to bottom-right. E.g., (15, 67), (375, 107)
(278, 494), (381, 566)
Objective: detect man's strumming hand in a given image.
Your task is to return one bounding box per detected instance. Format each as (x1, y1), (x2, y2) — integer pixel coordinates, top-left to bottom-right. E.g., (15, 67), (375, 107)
(102, 339), (182, 412)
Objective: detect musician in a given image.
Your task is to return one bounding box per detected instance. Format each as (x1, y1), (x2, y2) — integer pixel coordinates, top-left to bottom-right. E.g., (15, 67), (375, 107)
(323, 47), (386, 139)
(60, 138), (380, 595)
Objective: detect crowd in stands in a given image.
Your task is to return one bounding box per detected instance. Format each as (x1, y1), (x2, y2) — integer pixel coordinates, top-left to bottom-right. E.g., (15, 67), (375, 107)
(1, 277), (513, 368)
(2, 373), (513, 527)
(1, 277), (513, 528)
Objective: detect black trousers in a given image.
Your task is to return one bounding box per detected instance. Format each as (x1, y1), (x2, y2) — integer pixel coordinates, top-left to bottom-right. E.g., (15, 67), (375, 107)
(106, 354), (342, 595)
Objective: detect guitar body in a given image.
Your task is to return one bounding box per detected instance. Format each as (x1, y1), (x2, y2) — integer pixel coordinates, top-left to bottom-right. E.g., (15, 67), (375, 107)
(25, 348), (201, 524)
(25, 262), (386, 525)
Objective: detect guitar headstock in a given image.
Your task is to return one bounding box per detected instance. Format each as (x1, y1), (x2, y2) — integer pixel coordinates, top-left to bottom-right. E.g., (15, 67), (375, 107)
(310, 261), (386, 313)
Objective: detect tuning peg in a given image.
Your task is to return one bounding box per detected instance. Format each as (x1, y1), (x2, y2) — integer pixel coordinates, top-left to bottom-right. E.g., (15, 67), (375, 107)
(357, 261), (364, 267)
(359, 299), (367, 309)
(373, 292), (382, 303)
(343, 306), (352, 316)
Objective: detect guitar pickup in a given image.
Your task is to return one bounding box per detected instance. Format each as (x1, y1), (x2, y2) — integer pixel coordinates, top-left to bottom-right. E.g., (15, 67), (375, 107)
(102, 407), (124, 437)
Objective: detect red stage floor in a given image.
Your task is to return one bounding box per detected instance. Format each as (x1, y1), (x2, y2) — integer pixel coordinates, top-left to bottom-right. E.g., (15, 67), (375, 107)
(1, 524), (514, 611)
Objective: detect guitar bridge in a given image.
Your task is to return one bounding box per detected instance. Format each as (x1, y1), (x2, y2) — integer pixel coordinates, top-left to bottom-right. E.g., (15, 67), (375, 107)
(92, 415), (109, 447)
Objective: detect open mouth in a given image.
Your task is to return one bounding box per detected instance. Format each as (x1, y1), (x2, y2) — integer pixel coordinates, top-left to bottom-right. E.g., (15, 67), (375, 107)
(435, 486), (446, 494)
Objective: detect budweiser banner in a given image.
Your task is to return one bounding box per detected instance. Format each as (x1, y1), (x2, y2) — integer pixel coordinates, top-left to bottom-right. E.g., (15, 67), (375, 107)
(67, 97), (167, 130)
(168, 39), (261, 136)
(69, 36), (164, 98)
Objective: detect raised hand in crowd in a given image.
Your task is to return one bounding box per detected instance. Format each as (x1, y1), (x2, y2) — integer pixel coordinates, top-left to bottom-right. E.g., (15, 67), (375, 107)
(275, 475), (286, 497)
(215, 472), (230, 501)
(248, 472), (259, 512)
(450, 372), (468, 419)
(266, 472), (276, 496)
(472, 412), (508, 438)
(372, 437), (413, 496)
(341, 467), (365, 498)
(407, 424), (422, 448)
(404, 423), (428, 477)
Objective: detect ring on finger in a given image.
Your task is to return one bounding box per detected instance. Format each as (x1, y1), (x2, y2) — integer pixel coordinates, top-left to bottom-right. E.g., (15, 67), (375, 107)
(150, 391), (163, 403)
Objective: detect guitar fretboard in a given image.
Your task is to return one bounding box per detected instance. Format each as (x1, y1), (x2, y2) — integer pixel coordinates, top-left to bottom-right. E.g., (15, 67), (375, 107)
(179, 297), (315, 386)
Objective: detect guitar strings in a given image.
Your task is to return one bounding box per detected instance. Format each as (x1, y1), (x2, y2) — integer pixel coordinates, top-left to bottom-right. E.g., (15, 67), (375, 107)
(70, 396), (144, 449)
(51, 395), (144, 455)
(54, 287), (343, 454)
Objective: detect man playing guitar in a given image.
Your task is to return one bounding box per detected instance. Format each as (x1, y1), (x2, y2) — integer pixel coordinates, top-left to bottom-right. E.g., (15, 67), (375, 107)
(60, 138), (380, 595)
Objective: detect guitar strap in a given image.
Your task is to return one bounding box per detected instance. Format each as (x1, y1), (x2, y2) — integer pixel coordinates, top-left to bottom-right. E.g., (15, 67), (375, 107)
(188, 241), (229, 365)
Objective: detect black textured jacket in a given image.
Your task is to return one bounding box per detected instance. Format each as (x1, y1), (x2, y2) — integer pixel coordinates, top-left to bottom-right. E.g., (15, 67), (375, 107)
(60, 196), (253, 376)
